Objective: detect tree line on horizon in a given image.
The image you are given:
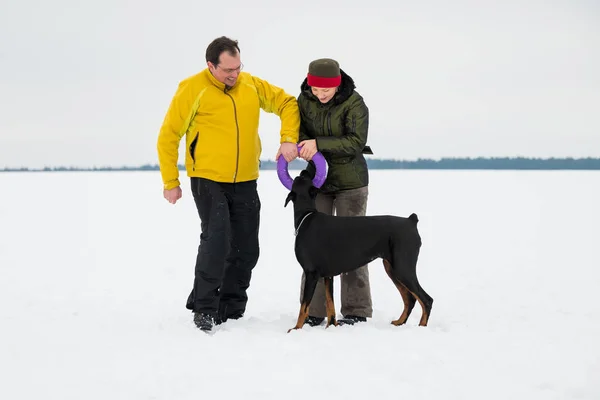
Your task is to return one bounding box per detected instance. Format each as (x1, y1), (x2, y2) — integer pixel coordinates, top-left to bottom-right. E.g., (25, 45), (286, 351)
(2, 157), (600, 172)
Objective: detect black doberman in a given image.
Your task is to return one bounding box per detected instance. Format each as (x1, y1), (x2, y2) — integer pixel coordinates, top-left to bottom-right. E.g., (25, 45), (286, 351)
(284, 170), (433, 332)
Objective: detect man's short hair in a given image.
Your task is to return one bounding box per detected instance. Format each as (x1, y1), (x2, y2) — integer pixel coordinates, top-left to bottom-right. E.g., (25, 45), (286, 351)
(206, 36), (240, 65)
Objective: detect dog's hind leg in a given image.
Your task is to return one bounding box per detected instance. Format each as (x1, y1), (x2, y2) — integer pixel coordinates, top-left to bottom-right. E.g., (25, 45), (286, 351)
(391, 251), (433, 327)
(323, 277), (338, 328)
(288, 271), (320, 333)
(383, 259), (416, 326)
(405, 281), (433, 327)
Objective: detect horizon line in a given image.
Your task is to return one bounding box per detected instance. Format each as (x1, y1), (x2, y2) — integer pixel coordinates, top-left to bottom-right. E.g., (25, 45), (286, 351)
(3, 156), (600, 171)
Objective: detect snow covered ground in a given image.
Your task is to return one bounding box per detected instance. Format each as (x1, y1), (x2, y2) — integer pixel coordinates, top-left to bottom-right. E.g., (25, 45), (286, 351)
(1, 169), (598, 399)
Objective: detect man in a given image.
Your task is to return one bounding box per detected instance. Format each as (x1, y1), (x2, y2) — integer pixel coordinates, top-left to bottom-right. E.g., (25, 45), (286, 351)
(157, 36), (299, 332)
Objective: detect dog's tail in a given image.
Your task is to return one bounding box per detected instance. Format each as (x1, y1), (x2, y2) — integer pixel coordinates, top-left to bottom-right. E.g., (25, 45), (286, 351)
(409, 213), (419, 224)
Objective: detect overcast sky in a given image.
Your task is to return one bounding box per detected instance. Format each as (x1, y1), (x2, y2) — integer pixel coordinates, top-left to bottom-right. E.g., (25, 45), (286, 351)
(1, 0), (599, 168)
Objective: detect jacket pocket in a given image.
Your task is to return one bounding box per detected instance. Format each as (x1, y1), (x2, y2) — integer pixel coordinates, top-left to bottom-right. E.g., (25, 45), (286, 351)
(329, 156), (353, 165)
(189, 132), (199, 165)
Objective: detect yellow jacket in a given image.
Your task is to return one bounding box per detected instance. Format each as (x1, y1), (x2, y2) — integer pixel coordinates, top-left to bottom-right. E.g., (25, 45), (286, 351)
(157, 69), (300, 189)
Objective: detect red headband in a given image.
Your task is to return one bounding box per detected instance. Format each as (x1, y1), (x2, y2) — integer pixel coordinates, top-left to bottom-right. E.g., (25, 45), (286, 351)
(307, 74), (341, 88)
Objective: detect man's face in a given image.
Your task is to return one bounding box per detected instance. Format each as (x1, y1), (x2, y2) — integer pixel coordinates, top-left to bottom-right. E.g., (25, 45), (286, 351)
(208, 51), (242, 87)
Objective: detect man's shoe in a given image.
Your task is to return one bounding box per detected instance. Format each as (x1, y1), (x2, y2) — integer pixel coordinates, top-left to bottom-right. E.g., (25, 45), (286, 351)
(305, 316), (325, 327)
(338, 315), (367, 325)
(193, 312), (214, 332)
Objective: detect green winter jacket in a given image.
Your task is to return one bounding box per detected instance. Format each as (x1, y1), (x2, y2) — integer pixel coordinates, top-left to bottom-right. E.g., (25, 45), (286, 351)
(298, 70), (372, 193)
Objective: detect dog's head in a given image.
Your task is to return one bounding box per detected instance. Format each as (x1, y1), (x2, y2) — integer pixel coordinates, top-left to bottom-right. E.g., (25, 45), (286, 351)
(284, 169), (319, 208)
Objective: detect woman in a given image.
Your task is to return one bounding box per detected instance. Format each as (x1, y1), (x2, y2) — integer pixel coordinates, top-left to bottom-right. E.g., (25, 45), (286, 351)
(297, 58), (373, 326)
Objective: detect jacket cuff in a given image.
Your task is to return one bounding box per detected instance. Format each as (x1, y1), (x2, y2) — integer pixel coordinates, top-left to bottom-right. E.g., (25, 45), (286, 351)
(163, 179), (181, 190)
(280, 136), (297, 143)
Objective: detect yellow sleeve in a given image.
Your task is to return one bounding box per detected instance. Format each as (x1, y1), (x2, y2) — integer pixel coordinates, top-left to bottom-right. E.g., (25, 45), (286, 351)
(156, 81), (193, 190)
(251, 76), (300, 144)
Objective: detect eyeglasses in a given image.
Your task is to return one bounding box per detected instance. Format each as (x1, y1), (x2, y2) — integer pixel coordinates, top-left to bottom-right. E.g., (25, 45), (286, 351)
(216, 63), (244, 74)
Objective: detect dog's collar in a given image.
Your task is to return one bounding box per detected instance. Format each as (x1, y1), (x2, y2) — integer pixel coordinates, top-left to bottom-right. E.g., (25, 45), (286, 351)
(295, 212), (314, 236)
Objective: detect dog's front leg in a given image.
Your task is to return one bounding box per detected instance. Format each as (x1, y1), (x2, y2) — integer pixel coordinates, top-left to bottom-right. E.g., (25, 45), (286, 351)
(288, 303), (310, 333)
(324, 277), (338, 328)
(288, 271), (320, 333)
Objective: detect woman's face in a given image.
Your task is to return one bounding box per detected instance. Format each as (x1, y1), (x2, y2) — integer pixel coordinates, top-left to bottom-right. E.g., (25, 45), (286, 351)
(311, 86), (338, 104)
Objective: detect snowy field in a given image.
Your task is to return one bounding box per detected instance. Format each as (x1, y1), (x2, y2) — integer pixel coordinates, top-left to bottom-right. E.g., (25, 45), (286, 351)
(0, 169), (598, 399)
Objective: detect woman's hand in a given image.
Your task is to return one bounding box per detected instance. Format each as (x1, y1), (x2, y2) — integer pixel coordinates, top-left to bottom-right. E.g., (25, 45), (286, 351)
(298, 139), (318, 161)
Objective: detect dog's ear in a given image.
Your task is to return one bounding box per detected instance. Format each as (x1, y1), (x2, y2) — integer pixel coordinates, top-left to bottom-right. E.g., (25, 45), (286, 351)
(309, 186), (319, 198)
(284, 191), (296, 207)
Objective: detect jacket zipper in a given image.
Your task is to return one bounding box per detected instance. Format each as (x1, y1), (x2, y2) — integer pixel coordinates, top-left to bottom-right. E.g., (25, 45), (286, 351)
(224, 89), (240, 183)
(327, 111), (333, 136)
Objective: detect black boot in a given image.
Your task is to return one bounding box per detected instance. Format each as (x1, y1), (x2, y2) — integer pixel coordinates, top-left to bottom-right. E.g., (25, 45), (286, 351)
(338, 315), (367, 325)
(305, 316), (325, 327)
(193, 312), (214, 332)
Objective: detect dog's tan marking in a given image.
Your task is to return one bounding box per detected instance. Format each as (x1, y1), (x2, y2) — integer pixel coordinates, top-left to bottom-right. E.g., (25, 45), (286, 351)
(324, 277), (338, 328)
(383, 259), (412, 325)
(394, 284), (415, 325)
(288, 302), (310, 333)
(417, 298), (430, 326)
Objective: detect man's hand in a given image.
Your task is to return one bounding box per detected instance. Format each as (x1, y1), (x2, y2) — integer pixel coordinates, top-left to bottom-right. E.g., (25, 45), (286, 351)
(298, 139), (318, 161)
(276, 142), (298, 162)
(163, 186), (182, 204)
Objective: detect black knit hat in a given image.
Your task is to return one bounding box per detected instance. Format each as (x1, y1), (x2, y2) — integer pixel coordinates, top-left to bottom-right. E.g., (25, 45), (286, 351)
(307, 58), (341, 88)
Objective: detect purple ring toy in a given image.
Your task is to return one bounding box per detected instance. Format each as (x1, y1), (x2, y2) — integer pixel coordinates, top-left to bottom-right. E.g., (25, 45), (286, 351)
(277, 145), (327, 190)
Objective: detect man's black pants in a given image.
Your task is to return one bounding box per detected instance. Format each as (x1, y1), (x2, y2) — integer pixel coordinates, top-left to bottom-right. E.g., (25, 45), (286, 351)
(186, 178), (260, 321)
